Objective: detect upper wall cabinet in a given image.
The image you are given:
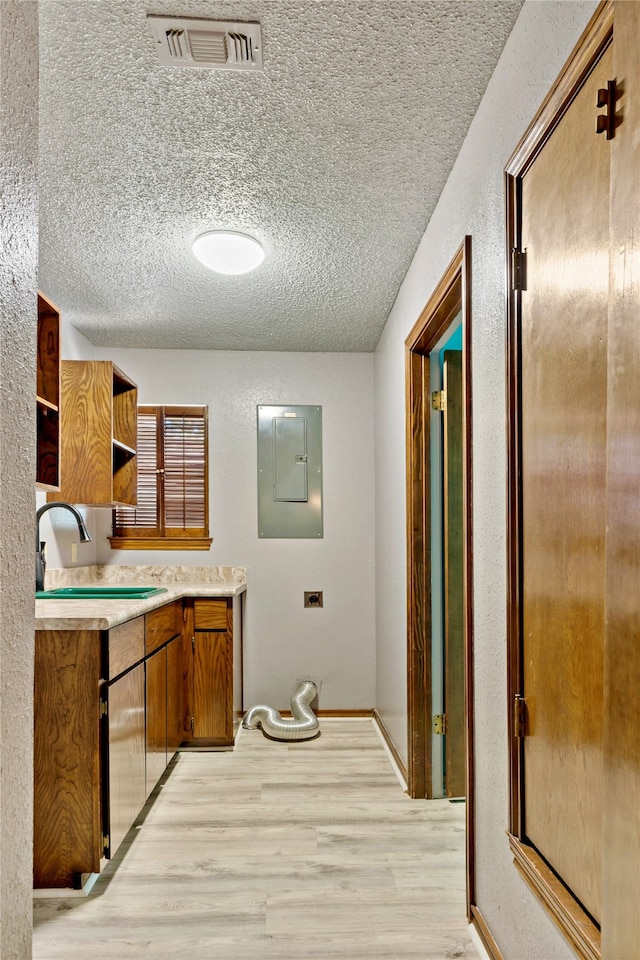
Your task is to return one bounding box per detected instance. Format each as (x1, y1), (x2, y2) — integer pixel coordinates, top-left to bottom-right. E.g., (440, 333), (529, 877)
(36, 293), (61, 491)
(48, 360), (138, 507)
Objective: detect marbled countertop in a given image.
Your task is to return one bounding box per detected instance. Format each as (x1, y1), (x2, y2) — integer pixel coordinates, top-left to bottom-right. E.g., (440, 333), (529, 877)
(35, 565), (246, 631)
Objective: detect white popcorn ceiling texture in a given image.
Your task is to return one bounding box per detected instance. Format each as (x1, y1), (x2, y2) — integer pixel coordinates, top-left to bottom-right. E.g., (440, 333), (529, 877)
(38, 0), (522, 352)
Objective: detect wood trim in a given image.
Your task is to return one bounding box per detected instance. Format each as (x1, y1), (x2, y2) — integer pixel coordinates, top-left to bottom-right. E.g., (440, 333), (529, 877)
(506, 0), (613, 177)
(470, 904), (504, 960)
(509, 837), (601, 960)
(405, 347), (431, 799)
(460, 237), (475, 915)
(109, 536), (213, 550)
(505, 166), (523, 838)
(405, 236), (474, 919)
(406, 252), (464, 353)
(372, 709), (409, 785)
(601, 4), (640, 955)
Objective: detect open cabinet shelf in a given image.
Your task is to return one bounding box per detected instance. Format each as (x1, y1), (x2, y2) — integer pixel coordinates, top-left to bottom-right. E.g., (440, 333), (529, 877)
(49, 360), (138, 507)
(36, 293), (61, 491)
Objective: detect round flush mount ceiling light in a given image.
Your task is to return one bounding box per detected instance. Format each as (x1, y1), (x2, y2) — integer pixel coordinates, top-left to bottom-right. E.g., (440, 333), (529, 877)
(192, 230), (265, 275)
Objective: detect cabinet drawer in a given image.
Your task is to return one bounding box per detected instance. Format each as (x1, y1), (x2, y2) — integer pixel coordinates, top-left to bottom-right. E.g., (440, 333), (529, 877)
(146, 600), (182, 654)
(107, 617), (145, 680)
(194, 599), (229, 631)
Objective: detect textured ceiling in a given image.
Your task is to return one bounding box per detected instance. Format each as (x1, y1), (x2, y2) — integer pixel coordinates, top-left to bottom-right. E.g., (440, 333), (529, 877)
(38, 0), (522, 352)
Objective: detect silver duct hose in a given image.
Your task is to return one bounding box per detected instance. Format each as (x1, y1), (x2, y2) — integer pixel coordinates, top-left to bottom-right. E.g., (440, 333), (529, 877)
(243, 680), (319, 741)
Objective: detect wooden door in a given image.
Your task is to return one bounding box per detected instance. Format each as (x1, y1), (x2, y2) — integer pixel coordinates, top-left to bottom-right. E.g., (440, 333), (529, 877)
(443, 350), (465, 798)
(602, 3), (640, 956)
(519, 45), (612, 923)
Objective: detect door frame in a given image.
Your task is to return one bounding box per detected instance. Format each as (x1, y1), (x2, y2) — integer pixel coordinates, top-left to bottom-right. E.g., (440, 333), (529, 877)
(505, 4), (613, 958)
(405, 236), (475, 910)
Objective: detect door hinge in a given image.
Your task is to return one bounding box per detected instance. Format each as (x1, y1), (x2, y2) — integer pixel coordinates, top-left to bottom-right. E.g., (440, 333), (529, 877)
(431, 390), (446, 412)
(514, 695), (527, 738)
(190, 716), (195, 733)
(511, 248), (527, 291)
(433, 713), (447, 735)
(191, 635), (195, 653)
(99, 699), (108, 718)
(595, 79), (617, 140)
(102, 833), (109, 853)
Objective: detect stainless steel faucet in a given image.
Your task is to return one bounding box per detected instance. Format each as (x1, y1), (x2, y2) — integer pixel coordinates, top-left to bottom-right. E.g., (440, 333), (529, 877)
(36, 502), (92, 592)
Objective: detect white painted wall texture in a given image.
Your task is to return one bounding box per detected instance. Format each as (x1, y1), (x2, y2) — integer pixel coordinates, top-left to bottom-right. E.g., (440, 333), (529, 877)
(87, 347), (377, 712)
(0, 4), (38, 957)
(373, 2), (597, 958)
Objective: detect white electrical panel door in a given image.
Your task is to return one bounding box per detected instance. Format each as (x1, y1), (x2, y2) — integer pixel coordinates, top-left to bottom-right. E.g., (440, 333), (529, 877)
(257, 405), (322, 538)
(273, 417), (308, 502)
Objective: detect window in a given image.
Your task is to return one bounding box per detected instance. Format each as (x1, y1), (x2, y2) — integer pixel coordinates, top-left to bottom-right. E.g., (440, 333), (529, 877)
(110, 405), (212, 550)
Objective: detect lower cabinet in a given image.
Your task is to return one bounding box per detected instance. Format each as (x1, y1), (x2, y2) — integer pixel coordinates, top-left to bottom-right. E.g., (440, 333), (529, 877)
(34, 593), (241, 888)
(145, 633), (183, 796)
(104, 662), (146, 858)
(33, 629), (102, 889)
(182, 597), (238, 746)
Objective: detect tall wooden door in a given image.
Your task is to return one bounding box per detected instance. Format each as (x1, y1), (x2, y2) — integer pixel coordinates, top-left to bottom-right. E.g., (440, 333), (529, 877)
(519, 44), (612, 922)
(443, 351), (465, 798)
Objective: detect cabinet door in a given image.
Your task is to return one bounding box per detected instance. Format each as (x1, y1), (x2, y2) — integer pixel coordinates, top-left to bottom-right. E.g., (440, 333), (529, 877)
(34, 629), (101, 888)
(193, 631), (233, 742)
(145, 646), (167, 797)
(167, 634), (184, 755)
(105, 662), (146, 858)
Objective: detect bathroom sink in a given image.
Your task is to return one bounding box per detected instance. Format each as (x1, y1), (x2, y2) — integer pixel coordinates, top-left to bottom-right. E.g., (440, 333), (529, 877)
(36, 586), (168, 600)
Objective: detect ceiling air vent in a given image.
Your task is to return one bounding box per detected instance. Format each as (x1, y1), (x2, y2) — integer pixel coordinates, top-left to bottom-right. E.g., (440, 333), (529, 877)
(147, 16), (262, 71)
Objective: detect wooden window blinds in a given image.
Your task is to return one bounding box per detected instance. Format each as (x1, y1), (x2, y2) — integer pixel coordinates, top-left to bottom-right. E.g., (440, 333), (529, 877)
(110, 405), (212, 550)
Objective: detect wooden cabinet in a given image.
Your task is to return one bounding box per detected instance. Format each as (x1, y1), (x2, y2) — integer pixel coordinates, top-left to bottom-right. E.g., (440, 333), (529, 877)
(104, 662), (146, 859)
(144, 601), (183, 796)
(167, 633), (184, 754)
(102, 616), (146, 858)
(36, 293), (61, 490)
(49, 360), (137, 506)
(144, 647), (168, 796)
(33, 629), (101, 888)
(34, 593), (239, 887)
(182, 597), (240, 746)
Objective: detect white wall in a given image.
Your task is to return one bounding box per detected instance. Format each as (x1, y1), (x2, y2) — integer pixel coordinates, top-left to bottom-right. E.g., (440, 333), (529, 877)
(0, 4), (38, 957)
(83, 347), (376, 711)
(373, 2), (596, 957)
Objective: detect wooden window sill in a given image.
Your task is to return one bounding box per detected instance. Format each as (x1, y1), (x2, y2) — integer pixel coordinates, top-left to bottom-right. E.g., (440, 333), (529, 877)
(109, 537), (213, 551)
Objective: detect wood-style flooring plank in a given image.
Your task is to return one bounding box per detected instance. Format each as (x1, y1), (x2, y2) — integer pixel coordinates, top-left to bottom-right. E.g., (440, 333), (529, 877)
(33, 720), (475, 959)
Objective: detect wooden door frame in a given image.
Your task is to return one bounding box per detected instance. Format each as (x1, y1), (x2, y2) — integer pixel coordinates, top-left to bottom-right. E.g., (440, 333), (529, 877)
(505, 4), (613, 958)
(405, 236), (475, 911)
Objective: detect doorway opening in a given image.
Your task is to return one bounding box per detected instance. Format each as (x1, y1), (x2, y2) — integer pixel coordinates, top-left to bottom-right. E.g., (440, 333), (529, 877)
(405, 236), (474, 911)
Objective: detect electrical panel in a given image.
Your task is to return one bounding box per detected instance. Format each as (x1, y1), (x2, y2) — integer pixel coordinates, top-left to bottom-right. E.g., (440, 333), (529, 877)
(257, 404), (323, 538)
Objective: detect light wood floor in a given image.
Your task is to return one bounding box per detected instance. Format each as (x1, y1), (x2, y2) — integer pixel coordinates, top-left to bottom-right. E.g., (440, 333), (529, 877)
(33, 719), (476, 959)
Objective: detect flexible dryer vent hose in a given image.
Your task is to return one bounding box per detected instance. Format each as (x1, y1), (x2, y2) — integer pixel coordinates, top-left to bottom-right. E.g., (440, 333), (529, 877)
(243, 680), (319, 741)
